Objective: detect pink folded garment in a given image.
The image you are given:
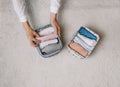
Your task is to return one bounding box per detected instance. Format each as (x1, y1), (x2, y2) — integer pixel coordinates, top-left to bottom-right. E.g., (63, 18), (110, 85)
(68, 41), (88, 57)
(36, 32), (58, 42)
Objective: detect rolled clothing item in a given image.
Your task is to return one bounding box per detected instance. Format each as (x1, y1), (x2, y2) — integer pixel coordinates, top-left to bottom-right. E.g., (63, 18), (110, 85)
(77, 33), (97, 46)
(39, 27), (55, 36)
(40, 38), (58, 49)
(68, 41), (88, 57)
(79, 27), (97, 40)
(42, 43), (61, 54)
(36, 32), (58, 42)
(73, 36), (94, 51)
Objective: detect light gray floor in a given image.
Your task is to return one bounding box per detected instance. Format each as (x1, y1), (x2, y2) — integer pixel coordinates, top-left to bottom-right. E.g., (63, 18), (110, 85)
(0, 0), (120, 87)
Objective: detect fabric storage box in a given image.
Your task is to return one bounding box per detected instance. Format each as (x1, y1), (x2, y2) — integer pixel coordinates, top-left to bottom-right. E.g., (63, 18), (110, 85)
(68, 26), (100, 58)
(35, 24), (63, 58)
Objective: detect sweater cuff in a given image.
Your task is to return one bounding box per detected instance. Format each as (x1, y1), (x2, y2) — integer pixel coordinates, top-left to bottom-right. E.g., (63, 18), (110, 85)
(50, 7), (59, 14)
(19, 16), (27, 22)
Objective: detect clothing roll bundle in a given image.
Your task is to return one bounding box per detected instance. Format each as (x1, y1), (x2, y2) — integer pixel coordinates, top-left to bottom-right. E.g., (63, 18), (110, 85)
(36, 24), (63, 58)
(68, 26), (100, 58)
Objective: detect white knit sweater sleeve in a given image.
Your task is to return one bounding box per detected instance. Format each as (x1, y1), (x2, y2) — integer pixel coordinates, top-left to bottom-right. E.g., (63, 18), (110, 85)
(50, 0), (61, 13)
(12, 0), (27, 22)
(12, 0), (61, 22)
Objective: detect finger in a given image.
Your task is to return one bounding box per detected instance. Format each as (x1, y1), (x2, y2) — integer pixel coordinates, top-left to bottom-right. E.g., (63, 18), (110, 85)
(32, 38), (41, 43)
(34, 31), (40, 37)
(52, 24), (57, 32)
(36, 37), (41, 43)
(56, 26), (61, 37)
(30, 41), (38, 47)
(58, 31), (61, 37)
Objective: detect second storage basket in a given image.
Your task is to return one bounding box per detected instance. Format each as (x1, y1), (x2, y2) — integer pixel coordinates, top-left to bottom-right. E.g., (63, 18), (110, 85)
(68, 26), (100, 58)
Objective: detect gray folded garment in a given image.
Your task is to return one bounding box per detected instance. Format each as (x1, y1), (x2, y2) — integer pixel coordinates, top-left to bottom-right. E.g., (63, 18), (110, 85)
(41, 42), (61, 55)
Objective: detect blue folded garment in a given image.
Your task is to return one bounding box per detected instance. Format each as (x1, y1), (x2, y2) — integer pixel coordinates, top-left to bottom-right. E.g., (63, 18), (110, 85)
(79, 27), (97, 40)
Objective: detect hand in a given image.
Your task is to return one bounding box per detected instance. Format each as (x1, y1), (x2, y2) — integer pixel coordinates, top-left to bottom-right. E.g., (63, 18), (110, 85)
(23, 22), (41, 47)
(26, 29), (41, 47)
(50, 13), (61, 37)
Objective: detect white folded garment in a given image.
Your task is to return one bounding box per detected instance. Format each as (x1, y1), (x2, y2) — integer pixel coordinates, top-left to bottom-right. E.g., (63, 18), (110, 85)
(73, 36), (93, 51)
(39, 27), (55, 36)
(77, 33), (97, 46)
(40, 39), (58, 49)
(68, 47), (84, 58)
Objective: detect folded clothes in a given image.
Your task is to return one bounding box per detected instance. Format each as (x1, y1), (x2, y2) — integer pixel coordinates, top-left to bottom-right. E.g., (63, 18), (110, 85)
(68, 47), (84, 58)
(77, 33), (97, 47)
(73, 36), (93, 51)
(40, 38), (58, 49)
(79, 27), (97, 40)
(36, 32), (58, 42)
(42, 43), (61, 54)
(39, 27), (55, 36)
(69, 41), (88, 57)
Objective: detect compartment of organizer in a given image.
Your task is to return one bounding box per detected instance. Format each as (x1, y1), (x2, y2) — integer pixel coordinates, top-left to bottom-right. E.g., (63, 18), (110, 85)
(36, 24), (63, 58)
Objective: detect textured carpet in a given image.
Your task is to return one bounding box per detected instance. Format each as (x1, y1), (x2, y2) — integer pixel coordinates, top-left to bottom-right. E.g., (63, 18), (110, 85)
(0, 0), (120, 87)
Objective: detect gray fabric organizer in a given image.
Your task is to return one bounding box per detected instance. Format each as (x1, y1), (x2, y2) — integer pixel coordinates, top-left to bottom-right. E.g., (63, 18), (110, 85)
(35, 24), (63, 58)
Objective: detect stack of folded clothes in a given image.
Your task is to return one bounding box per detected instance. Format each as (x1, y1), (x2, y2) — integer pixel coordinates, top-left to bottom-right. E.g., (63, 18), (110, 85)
(68, 26), (100, 58)
(36, 24), (63, 58)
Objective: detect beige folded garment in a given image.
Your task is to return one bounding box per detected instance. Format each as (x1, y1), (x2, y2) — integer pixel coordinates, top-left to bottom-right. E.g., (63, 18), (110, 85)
(68, 41), (88, 57)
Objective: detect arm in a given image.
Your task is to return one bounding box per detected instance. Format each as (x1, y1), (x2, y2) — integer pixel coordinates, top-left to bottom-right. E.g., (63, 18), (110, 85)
(12, 0), (27, 22)
(12, 0), (40, 47)
(50, 0), (61, 37)
(22, 22), (40, 47)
